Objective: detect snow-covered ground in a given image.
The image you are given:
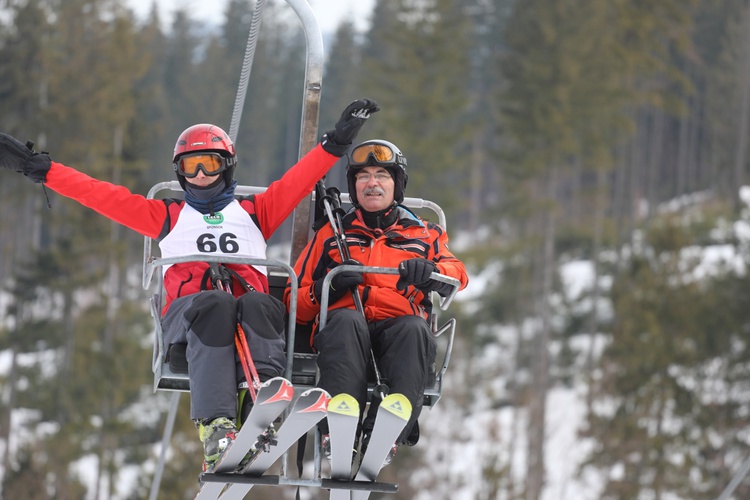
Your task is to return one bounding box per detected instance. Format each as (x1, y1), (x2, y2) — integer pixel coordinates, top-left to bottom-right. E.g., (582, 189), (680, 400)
(411, 256), (607, 499)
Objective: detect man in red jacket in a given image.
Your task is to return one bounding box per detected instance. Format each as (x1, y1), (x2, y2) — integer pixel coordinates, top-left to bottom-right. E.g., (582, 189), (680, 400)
(286, 139), (468, 464)
(0, 99), (378, 471)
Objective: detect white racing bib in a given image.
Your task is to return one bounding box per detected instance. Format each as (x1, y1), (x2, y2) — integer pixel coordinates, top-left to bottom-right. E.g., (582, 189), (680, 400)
(159, 200), (267, 276)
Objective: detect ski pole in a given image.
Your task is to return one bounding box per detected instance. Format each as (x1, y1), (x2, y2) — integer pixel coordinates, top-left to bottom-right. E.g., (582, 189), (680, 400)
(319, 186), (389, 399)
(209, 263), (261, 402)
(320, 188), (364, 313)
(235, 324), (261, 402)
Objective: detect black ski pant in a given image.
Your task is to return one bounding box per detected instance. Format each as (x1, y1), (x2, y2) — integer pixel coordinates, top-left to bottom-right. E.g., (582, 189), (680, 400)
(161, 290), (286, 421)
(314, 308), (436, 445)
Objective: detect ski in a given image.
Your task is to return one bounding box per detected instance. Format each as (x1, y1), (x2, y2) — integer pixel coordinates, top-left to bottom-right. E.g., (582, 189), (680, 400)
(215, 387), (331, 500)
(196, 377), (294, 500)
(350, 393), (412, 500)
(327, 393), (360, 500)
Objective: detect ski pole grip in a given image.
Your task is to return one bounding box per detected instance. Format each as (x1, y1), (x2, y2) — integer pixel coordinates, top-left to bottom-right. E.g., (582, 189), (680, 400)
(319, 193), (334, 210)
(208, 262), (224, 291)
(325, 186), (342, 209)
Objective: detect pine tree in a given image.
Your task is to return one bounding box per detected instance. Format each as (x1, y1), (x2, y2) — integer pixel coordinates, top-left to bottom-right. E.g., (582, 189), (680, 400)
(2, 2), (163, 495)
(128, 2), (171, 188)
(319, 19), (363, 190)
(359, 0), (473, 213)
(0, 0), (50, 278)
(584, 215), (750, 499)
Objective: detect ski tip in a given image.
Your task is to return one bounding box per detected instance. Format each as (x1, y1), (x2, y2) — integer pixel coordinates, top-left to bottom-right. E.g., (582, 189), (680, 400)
(381, 393), (412, 421)
(298, 387), (331, 413)
(263, 376), (292, 387)
(262, 377), (295, 404)
(328, 393), (360, 417)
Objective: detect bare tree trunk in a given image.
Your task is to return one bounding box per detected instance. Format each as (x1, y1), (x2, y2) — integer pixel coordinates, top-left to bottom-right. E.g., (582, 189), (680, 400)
(585, 168), (605, 414)
(1, 326), (19, 496)
(733, 5), (750, 214)
(632, 109), (649, 221)
(57, 288), (75, 424)
(612, 142), (629, 252)
(676, 102), (690, 198)
(647, 108), (665, 217)
(689, 85), (703, 193)
(508, 295), (529, 498)
(92, 124), (126, 500)
(105, 124), (124, 340)
(569, 157), (583, 225)
(526, 166), (557, 500)
(469, 127), (484, 236)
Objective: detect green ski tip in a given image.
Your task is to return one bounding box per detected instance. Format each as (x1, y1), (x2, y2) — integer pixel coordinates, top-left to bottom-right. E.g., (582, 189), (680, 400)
(328, 393), (360, 417)
(381, 393), (412, 421)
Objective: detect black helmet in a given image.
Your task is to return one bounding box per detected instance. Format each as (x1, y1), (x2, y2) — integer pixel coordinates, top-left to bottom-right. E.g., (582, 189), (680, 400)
(346, 139), (408, 207)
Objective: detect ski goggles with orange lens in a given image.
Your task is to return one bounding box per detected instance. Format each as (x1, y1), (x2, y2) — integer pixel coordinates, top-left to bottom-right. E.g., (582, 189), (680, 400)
(176, 153), (227, 178)
(348, 142), (407, 169)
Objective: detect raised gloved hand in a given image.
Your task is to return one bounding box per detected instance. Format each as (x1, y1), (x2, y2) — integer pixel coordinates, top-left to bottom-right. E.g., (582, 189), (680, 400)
(396, 258), (452, 296)
(0, 133), (51, 183)
(321, 99), (380, 156)
(313, 259), (364, 306)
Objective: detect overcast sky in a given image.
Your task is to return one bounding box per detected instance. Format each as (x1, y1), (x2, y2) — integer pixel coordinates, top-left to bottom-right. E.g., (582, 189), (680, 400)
(125, 0), (374, 34)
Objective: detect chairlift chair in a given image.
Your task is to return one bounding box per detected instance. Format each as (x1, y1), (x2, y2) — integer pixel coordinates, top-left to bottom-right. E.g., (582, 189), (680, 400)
(142, 183), (460, 408)
(142, 184), (460, 496)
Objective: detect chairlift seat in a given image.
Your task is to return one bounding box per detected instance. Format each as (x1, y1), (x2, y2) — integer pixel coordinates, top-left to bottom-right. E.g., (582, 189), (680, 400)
(143, 182), (459, 409)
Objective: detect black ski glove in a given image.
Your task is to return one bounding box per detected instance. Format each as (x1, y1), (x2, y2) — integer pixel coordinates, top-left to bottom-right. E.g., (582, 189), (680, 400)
(313, 259), (364, 306)
(396, 258), (452, 296)
(0, 133), (52, 183)
(321, 99), (380, 156)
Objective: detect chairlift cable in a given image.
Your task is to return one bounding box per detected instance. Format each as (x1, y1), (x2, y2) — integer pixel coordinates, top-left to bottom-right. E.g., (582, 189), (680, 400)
(228, 0), (266, 143)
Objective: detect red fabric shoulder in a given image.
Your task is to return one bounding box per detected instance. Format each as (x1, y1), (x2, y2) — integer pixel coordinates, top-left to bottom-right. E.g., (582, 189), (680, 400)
(154, 199), (185, 241)
(238, 196), (256, 215)
(167, 200), (184, 231)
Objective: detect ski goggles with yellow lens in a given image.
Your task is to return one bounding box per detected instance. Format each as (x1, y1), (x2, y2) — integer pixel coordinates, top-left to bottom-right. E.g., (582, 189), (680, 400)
(176, 153), (227, 178)
(347, 140), (407, 169)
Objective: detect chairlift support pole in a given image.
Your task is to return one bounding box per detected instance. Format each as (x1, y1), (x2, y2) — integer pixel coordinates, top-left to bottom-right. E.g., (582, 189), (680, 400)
(287, 0), (325, 264)
(717, 453), (750, 500)
(148, 391), (180, 500)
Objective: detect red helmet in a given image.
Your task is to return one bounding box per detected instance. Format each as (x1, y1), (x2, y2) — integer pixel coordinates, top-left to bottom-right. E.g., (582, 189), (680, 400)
(172, 124), (237, 189)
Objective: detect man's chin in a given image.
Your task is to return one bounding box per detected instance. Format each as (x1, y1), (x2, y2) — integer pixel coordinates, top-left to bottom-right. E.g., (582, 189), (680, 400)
(361, 202), (388, 212)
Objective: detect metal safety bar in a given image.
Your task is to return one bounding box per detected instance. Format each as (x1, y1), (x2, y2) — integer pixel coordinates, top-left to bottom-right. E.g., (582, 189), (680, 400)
(318, 265), (461, 407)
(144, 255), (299, 387)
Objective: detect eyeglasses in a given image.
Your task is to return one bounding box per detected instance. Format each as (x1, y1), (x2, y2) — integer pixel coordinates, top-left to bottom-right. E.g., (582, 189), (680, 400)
(176, 153), (227, 178)
(355, 171), (393, 183)
(348, 142), (406, 169)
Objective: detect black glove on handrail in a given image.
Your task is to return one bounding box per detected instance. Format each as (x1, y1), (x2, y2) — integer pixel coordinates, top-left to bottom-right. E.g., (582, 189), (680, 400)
(396, 258), (453, 296)
(0, 132), (52, 183)
(321, 99), (380, 156)
(313, 259), (364, 306)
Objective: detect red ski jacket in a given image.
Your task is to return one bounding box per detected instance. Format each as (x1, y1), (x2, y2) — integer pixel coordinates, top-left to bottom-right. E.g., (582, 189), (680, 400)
(285, 206), (468, 329)
(43, 144), (340, 313)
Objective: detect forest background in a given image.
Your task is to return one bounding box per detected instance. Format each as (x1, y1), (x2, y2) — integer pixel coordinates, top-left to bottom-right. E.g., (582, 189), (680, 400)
(3, 0), (750, 499)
